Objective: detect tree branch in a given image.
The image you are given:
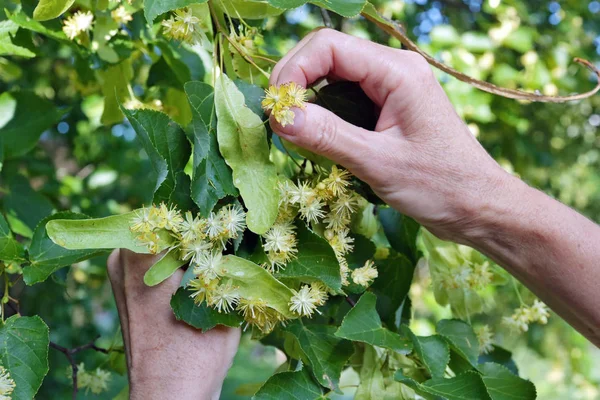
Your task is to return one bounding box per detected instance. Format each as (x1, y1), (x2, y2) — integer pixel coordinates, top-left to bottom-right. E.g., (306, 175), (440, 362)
(362, 10), (600, 103)
(49, 336), (110, 400)
(320, 8), (333, 29)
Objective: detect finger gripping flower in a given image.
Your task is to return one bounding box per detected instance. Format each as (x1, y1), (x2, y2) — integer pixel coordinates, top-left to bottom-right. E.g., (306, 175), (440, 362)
(261, 83), (308, 127)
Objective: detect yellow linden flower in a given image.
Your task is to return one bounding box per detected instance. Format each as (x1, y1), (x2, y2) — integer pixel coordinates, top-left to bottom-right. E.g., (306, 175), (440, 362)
(161, 8), (199, 43)
(309, 282), (329, 306)
(328, 229), (355, 256)
(111, 5), (132, 24)
(299, 197), (325, 225)
(179, 211), (207, 243)
(136, 232), (161, 254)
(62, 11), (94, 40)
(207, 281), (240, 313)
(219, 204), (246, 239)
(289, 285), (319, 317)
(475, 325), (494, 354)
(155, 203), (183, 232)
(181, 237), (212, 265)
(338, 255), (350, 286)
(187, 277), (218, 304)
(275, 106), (296, 127)
(468, 261), (493, 290)
(262, 83), (308, 127)
(130, 206), (155, 233)
(0, 366), (15, 399)
(529, 299), (550, 324)
(261, 85), (289, 112)
(322, 166), (352, 197)
(193, 251), (224, 281)
(351, 260), (378, 287)
(286, 82), (308, 108)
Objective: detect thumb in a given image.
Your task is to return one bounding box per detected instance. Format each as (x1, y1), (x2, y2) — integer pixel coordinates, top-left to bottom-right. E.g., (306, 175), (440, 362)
(270, 103), (372, 167)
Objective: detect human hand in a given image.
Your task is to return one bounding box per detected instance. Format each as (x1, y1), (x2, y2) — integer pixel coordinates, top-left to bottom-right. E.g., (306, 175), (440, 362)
(269, 29), (514, 243)
(107, 249), (240, 400)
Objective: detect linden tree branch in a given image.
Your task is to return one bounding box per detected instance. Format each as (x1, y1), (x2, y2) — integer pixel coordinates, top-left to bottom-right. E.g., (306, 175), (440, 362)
(362, 10), (600, 103)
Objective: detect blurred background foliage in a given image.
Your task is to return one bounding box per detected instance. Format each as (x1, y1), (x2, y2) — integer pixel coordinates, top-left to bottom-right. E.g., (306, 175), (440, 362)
(1, 0), (599, 398)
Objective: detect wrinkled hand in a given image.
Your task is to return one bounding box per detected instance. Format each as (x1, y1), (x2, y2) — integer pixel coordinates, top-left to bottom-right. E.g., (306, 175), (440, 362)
(108, 249), (240, 400)
(270, 29), (512, 242)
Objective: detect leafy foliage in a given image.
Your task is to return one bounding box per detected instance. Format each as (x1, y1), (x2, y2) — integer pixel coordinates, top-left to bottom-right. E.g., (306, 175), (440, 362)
(0, 0), (598, 398)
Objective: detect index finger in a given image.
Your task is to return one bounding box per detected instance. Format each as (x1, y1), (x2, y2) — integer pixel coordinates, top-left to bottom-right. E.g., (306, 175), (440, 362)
(273, 29), (415, 107)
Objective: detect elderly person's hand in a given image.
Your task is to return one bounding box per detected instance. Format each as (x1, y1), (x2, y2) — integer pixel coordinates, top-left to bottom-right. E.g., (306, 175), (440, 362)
(108, 250), (240, 399)
(270, 29), (600, 347)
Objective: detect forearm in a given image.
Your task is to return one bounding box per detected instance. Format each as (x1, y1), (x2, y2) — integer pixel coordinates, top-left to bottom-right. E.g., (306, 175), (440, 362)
(460, 174), (600, 346)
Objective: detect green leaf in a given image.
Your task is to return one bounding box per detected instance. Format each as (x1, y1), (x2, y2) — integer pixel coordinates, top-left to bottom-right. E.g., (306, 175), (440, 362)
(214, 73), (279, 234)
(185, 81), (237, 217)
(6, 10), (68, 41)
(3, 174), (54, 236)
(25, 212), (106, 285)
(120, 107), (192, 205)
(217, 255), (295, 318)
(478, 346), (518, 375)
(32, 0), (75, 21)
(276, 223), (342, 292)
(0, 212), (24, 263)
(285, 321), (354, 392)
(0, 20), (36, 58)
(378, 207), (420, 263)
(406, 329), (449, 379)
(335, 292), (412, 354)
(355, 344), (409, 400)
(45, 211), (172, 254)
(370, 253), (415, 329)
(144, 0), (208, 23)
(170, 287), (243, 331)
(144, 249), (187, 286)
(216, 0), (285, 19)
(0, 92), (67, 158)
(479, 363), (536, 400)
(252, 368), (323, 400)
(436, 319), (479, 367)
(98, 59), (133, 125)
(0, 315), (49, 400)
(396, 371), (492, 400)
(267, 0), (366, 17)
(310, 0), (366, 17)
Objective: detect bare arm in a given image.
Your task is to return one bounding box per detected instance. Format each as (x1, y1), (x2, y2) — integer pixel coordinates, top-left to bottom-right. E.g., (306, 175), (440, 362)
(269, 29), (600, 347)
(461, 175), (600, 346)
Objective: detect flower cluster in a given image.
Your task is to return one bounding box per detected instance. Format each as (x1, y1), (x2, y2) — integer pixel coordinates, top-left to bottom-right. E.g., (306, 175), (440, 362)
(67, 363), (111, 395)
(274, 166), (377, 286)
(130, 203), (246, 256)
(130, 166), (378, 334)
(230, 25), (261, 56)
(474, 325), (494, 354)
(441, 261), (493, 291)
(0, 366), (15, 400)
(62, 11), (94, 40)
(161, 8), (203, 44)
(503, 299), (550, 333)
(261, 82), (308, 127)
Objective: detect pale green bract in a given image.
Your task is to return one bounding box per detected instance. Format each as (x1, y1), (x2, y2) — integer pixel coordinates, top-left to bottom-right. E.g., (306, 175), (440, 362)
(214, 73), (280, 235)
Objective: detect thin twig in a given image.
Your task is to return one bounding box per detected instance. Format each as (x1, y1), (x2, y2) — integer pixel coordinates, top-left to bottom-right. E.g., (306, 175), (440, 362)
(320, 8), (333, 29)
(345, 297), (356, 307)
(49, 336), (110, 400)
(362, 10), (600, 103)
